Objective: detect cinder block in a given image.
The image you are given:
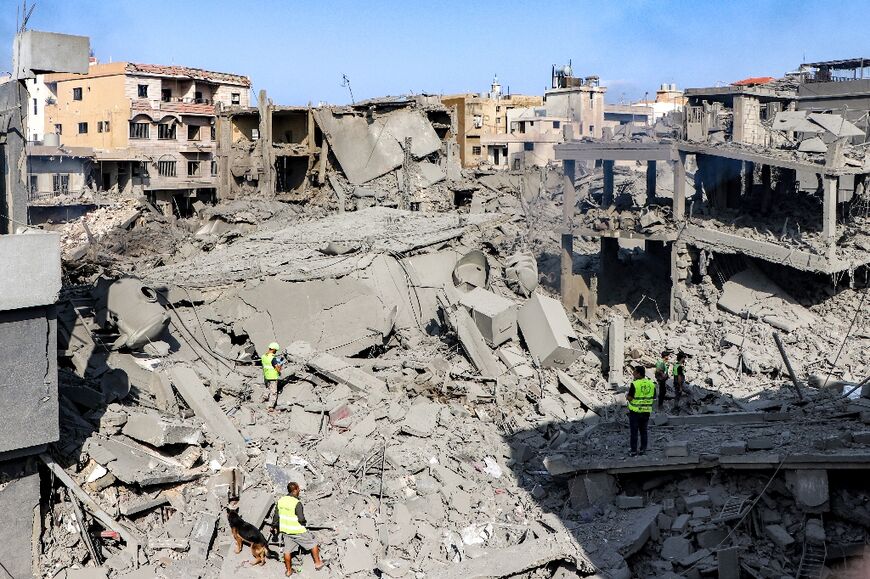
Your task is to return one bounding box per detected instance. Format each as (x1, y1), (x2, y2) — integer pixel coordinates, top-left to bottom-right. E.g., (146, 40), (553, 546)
(615, 495), (644, 509)
(671, 514), (690, 532)
(517, 294), (582, 369)
(718, 441), (747, 455)
(684, 494), (711, 509)
(764, 524), (795, 548)
(459, 287), (517, 347)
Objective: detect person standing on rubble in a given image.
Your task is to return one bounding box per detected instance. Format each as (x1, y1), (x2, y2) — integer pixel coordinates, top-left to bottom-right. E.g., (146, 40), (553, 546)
(272, 482), (326, 576)
(261, 342), (282, 411)
(654, 350), (672, 409)
(672, 352), (687, 410)
(627, 365), (655, 456)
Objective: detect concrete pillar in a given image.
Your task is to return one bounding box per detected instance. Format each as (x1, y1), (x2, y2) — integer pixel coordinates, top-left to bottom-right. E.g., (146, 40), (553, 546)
(669, 241), (682, 322)
(561, 159), (576, 309)
(823, 176), (837, 258)
(257, 89), (274, 196)
(607, 315), (625, 385)
(646, 160), (657, 205)
(602, 160), (615, 206)
(673, 151), (686, 219)
(760, 164), (772, 214)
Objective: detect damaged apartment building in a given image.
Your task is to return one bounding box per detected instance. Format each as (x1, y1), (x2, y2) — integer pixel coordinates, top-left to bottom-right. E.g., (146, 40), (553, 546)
(41, 60), (251, 213)
(555, 57), (870, 323)
(215, 92), (459, 206)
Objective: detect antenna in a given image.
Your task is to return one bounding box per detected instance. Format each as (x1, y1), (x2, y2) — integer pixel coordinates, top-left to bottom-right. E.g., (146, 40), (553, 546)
(19, 1), (35, 33)
(341, 74), (355, 104)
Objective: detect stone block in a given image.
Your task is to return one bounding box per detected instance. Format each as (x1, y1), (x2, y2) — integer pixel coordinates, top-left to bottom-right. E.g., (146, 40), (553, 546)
(661, 536), (693, 560)
(616, 495), (644, 509)
(805, 519), (826, 545)
(696, 527), (728, 549)
(665, 440), (689, 457)
(684, 494), (711, 509)
(746, 436), (775, 450)
(691, 507), (712, 520)
(718, 441), (747, 455)
(671, 514), (690, 533)
(458, 287), (517, 347)
(764, 524), (795, 548)
(122, 412), (203, 447)
(584, 473), (617, 505)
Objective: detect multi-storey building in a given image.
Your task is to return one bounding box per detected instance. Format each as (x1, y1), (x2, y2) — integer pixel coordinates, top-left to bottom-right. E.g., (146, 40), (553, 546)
(442, 77), (543, 167)
(43, 61), (250, 211)
(543, 63), (606, 140)
(481, 107), (578, 170)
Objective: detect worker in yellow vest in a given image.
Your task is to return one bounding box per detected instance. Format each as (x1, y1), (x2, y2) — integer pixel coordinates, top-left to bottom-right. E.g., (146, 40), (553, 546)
(627, 365), (655, 456)
(272, 482), (325, 576)
(672, 352), (687, 410)
(261, 342), (282, 411)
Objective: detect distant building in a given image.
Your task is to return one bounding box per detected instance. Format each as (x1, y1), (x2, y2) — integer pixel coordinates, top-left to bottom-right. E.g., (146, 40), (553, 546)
(24, 75), (50, 142)
(43, 61), (251, 211)
(26, 143), (94, 203)
(543, 63), (606, 139)
(442, 77), (543, 167)
(482, 107), (578, 170)
(603, 84), (685, 132)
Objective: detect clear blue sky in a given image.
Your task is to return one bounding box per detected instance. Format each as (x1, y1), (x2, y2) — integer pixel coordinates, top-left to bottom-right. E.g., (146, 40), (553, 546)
(2, 0), (869, 105)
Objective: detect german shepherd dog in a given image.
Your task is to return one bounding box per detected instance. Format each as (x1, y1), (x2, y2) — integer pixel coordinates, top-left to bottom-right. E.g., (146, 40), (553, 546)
(227, 507), (270, 565)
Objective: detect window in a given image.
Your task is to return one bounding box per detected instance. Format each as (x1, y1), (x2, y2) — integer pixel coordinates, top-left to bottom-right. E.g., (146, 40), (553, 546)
(187, 125), (201, 141)
(473, 114), (483, 129)
(158, 123), (176, 140)
(161, 89), (171, 102)
(472, 146), (481, 155)
(496, 106), (501, 112)
(211, 160), (218, 176)
(523, 142), (534, 151)
(188, 161), (201, 176)
(54, 123), (62, 135)
(157, 160), (176, 177)
(589, 125), (594, 135)
(129, 122), (150, 139)
(194, 91), (203, 103)
(553, 120), (560, 129)
(210, 126), (216, 140)
(519, 122), (526, 134)
(78, 122), (88, 134)
(32, 98), (37, 115)
(72, 87), (82, 100)
(231, 93), (240, 105)
(29, 175), (38, 193)
(52, 174), (69, 194)
(138, 84), (148, 98)
(97, 121), (110, 133)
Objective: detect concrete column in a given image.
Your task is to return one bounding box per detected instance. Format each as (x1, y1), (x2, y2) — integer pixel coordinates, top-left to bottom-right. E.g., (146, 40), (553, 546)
(607, 315), (625, 385)
(823, 175), (837, 258)
(760, 164), (772, 214)
(257, 89), (274, 196)
(673, 151), (686, 220)
(646, 160), (657, 205)
(602, 160), (615, 206)
(561, 159), (576, 309)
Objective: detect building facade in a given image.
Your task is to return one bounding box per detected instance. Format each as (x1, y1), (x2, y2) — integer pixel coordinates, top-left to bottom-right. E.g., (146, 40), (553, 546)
(43, 61), (250, 211)
(442, 78), (543, 167)
(481, 107), (577, 170)
(543, 65), (606, 140)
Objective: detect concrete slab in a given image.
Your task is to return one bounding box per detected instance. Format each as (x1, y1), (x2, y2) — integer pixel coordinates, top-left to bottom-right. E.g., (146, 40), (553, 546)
(458, 287), (517, 347)
(785, 469), (829, 511)
(401, 399), (440, 437)
(0, 461), (40, 579)
(122, 412), (203, 447)
(439, 536), (578, 579)
(517, 294), (581, 369)
(85, 436), (201, 487)
(764, 524), (795, 548)
(0, 232), (62, 310)
(286, 341), (387, 394)
(12, 30), (90, 79)
(497, 345), (536, 378)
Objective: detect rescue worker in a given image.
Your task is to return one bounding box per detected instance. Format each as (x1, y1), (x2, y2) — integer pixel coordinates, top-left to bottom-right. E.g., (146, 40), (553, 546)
(654, 350), (672, 409)
(261, 342), (282, 411)
(273, 482), (325, 576)
(672, 352), (687, 409)
(627, 365), (655, 456)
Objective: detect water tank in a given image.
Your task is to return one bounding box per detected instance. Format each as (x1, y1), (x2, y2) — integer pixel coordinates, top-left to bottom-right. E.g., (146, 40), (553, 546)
(94, 276), (170, 350)
(670, 83), (678, 92)
(43, 132), (60, 147)
(660, 83), (669, 91)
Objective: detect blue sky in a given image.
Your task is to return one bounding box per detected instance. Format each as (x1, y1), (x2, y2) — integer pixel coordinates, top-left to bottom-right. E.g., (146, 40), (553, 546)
(2, 0), (869, 105)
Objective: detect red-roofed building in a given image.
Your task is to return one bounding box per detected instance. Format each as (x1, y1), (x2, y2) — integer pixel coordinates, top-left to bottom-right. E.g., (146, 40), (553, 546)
(42, 61), (251, 209)
(731, 76), (775, 86)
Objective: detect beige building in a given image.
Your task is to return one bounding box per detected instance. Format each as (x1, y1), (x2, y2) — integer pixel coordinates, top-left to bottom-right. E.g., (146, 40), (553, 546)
(44, 61), (250, 210)
(543, 64), (606, 139)
(482, 107), (578, 170)
(442, 77), (543, 167)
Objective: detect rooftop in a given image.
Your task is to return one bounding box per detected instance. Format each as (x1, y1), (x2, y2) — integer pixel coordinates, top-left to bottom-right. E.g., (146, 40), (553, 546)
(801, 57), (870, 70)
(126, 63), (250, 86)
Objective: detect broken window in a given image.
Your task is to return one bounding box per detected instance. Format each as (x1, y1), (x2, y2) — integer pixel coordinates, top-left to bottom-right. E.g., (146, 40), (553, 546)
(129, 122), (150, 139)
(138, 84), (148, 98)
(519, 122), (526, 134)
(231, 93), (240, 105)
(54, 123), (62, 135)
(524, 142), (534, 151)
(158, 123), (176, 140)
(52, 174), (69, 194)
(161, 89), (171, 102)
(188, 161), (201, 176)
(473, 115), (483, 129)
(97, 121), (110, 133)
(73, 87), (82, 101)
(194, 91), (203, 103)
(78, 122), (88, 134)
(589, 125), (594, 135)
(157, 160), (176, 177)
(472, 146), (481, 155)
(188, 125), (201, 141)
(210, 126), (216, 140)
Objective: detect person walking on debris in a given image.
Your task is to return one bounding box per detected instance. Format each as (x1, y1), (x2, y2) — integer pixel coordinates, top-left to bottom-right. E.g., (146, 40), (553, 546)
(261, 342), (283, 411)
(627, 365), (655, 456)
(654, 350), (672, 409)
(672, 352), (687, 410)
(271, 482), (326, 576)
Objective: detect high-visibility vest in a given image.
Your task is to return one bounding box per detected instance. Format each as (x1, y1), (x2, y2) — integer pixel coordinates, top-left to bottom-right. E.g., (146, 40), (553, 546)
(628, 378), (655, 413)
(655, 359), (668, 376)
(277, 496), (307, 534)
(672, 363), (683, 378)
(262, 353), (279, 381)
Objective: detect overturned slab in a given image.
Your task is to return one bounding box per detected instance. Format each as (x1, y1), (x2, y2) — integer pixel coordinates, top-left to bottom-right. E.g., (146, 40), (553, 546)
(518, 294), (582, 369)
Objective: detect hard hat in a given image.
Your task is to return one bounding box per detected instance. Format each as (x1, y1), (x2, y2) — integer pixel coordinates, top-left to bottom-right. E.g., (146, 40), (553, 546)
(268, 342), (280, 351)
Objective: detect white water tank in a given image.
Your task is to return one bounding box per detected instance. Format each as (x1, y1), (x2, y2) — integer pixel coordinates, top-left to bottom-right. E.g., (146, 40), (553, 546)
(43, 132), (60, 147)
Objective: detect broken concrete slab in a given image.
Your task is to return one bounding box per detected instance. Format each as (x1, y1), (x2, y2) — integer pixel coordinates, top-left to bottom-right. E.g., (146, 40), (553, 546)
(238, 488), (274, 528)
(439, 535), (579, 579)
(122, 412), (203, 447)
(189, 512), (219, 560)
(717, 547), (741, 579)
(458, 287), (517, 347)
(341, 538), (376, 575)
(785, 469), (829, 512)
(616, 495), (644, 509)
(119, 493), (170, 517)
(556, 370), (604, 414)
(85, 436), (201, 486)
(661, 536), (693, 560)
(764, 524), (795, 548)
(286, 341), (387, 394)
(440, 300), (503, 378)
(497, 345), (536, 378)
(606, 315), (625, 385)
(617, 505), (662, 557)
(518, 293), (582, 369)
(807, 112), (864, 137)
(402, 399), (440, 437)
(665, 440), (689, 458)
(717, 267), (815, 332)
(168, 366), (247, 459)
